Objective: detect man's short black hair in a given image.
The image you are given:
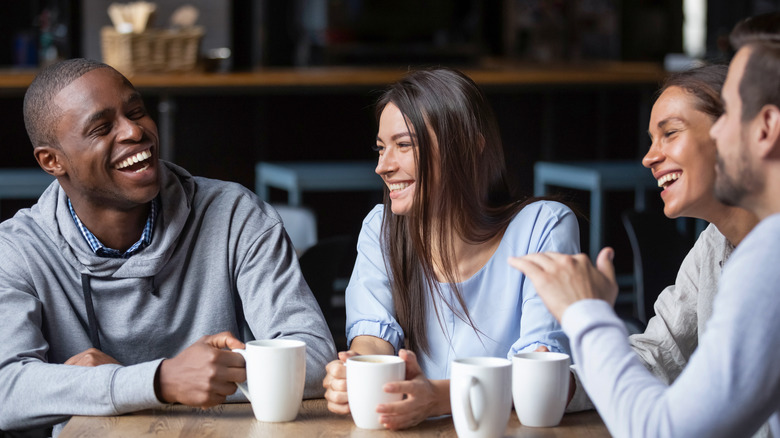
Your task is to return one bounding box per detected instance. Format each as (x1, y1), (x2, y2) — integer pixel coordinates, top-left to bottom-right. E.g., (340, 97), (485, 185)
(23, 58), (120, 148)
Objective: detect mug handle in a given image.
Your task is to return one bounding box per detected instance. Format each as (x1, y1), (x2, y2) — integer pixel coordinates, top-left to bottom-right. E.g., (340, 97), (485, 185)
(232, 348), (251, 402)
(460, 376), (480, 431)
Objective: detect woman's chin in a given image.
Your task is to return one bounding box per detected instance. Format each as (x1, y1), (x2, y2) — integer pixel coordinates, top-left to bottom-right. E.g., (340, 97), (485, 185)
(390, 203), (411, 216)
(662, 205), (681, 219)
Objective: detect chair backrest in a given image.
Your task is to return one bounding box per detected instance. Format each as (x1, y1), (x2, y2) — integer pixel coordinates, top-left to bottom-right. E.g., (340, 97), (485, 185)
(272, 203), (318, 256)
(298, 234), (356, 351)
(622, 209), (696, 324)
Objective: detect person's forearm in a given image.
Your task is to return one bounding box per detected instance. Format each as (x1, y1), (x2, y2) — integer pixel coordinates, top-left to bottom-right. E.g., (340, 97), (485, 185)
(1, 359), (163, 431)
(350, 335), (395, 355)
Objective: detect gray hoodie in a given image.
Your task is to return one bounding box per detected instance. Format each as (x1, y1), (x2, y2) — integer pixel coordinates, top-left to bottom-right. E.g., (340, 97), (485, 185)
(0, 161), (336, 432)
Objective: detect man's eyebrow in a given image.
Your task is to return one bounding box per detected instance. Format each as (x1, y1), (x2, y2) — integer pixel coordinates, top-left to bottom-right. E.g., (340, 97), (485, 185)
(83, 108), (111, 131)
(82, 92), (144, 132)
(126, 91), (142, 105)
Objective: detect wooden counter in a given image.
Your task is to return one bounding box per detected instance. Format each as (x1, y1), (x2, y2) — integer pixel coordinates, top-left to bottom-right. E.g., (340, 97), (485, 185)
(0, 62), (667, 95)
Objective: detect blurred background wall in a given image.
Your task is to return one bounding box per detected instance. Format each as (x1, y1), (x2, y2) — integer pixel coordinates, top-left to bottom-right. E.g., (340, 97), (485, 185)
(1, 0), (779, 268)
(6, 0), (775, 71)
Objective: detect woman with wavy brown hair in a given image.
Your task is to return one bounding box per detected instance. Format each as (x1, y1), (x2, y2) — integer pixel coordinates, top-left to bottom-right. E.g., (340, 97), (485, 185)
(322, 67), (580, 429)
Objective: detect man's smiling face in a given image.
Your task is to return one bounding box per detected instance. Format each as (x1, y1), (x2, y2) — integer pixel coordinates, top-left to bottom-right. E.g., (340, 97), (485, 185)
(51, 67), (160, 212)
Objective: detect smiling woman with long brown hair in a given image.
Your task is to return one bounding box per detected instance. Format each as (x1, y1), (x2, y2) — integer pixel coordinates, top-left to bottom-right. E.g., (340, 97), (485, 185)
(321, 67), (581, 429)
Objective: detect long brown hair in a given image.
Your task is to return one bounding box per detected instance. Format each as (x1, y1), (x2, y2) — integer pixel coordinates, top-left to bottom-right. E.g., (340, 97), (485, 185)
(375, 67), (531, 354)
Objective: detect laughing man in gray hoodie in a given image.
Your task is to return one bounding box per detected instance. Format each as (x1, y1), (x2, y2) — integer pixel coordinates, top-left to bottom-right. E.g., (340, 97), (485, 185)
(0, 58), (337, 434)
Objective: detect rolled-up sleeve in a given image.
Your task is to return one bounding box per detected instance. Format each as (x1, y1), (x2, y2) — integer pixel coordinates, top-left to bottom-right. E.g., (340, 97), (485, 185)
(345, 206), (404, 352)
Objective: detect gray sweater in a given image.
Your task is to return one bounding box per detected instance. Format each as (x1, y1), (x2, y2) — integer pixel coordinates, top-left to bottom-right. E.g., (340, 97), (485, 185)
(0, 162), (336, 432)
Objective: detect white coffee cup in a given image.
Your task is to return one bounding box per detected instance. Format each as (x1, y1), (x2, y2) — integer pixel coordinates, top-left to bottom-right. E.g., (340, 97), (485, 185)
(512, 351), (570, 427)
(346, 355), (405, 429)
(450, 357), (512, 438)
(232, 339), (306, 422)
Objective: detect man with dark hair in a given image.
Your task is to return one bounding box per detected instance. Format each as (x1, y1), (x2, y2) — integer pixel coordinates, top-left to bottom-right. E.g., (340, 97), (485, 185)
(0, 58), (336, 435)
(730, 12), (780, 51)
(509, 40), (780, 437)
(713, 41), (780, 211)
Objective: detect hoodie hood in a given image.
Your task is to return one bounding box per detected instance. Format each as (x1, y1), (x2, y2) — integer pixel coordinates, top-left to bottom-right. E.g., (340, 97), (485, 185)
(30, 161), (194, 279)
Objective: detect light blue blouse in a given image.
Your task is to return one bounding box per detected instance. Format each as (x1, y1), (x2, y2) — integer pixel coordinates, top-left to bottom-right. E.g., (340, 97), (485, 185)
(345, 200), (580, 379)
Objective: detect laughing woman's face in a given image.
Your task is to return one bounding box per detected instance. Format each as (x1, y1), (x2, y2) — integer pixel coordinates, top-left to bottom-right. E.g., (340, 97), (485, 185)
(643, 86), (719, 220)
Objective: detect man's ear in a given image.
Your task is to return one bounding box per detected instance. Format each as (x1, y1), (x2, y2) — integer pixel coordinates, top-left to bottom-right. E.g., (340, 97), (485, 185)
(756, 104), (780, 159)
(34, 146), (66, 177)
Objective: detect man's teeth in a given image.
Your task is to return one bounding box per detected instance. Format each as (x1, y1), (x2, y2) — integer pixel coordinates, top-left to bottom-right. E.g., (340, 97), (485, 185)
(116, 150), (152, 169)
(388, 182), (410, 192)
(657, 172), (681, 188)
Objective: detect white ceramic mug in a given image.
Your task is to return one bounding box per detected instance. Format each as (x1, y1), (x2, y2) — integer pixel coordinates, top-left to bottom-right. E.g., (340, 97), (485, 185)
(512, 351), (570, 427)
(232, 339), (306, 422)
(346, 355), (405, 429)
(450, 357), (512, 438)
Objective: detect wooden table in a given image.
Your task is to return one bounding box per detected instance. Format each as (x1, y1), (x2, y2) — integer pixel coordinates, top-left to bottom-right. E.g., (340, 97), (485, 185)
(59, 398), (610, 437)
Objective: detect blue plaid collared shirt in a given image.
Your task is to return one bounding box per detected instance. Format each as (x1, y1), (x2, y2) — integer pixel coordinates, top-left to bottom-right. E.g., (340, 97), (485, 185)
(68, 198), (158, 258)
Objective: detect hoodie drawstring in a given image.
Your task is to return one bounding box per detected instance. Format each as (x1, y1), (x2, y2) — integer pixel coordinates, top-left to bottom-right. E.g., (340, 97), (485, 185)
(80, 273), (101, 350)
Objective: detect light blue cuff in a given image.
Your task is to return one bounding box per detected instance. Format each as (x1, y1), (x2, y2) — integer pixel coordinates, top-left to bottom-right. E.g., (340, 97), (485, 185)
(346, 320), (404, 353)
(509, 328), (571, 358)
(510, 341), (562, 357)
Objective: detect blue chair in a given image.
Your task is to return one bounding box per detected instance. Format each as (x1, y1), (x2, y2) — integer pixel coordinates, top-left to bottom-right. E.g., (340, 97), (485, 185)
(255, 161), (381, 206)
(534, 160), (658, 262)
(0, 168), (55, 218)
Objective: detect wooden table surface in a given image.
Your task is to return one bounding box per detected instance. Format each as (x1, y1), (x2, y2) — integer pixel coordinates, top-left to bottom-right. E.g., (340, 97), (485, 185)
(59, 398), (610, 437)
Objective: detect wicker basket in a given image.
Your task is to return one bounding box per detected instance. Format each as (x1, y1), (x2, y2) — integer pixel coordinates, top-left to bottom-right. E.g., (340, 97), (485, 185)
(101, 26), (204, 76)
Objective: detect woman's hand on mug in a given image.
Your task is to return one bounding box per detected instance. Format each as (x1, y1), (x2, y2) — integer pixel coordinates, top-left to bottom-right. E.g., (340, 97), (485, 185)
(376, 349), (449, 430)
(323, 350), (358, 414)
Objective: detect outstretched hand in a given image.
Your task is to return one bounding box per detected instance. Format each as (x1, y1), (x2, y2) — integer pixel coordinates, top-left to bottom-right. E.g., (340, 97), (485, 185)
(508, 247), (618, 322)
(156, 332), (246, 408)
(376, 349), (449, 430)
